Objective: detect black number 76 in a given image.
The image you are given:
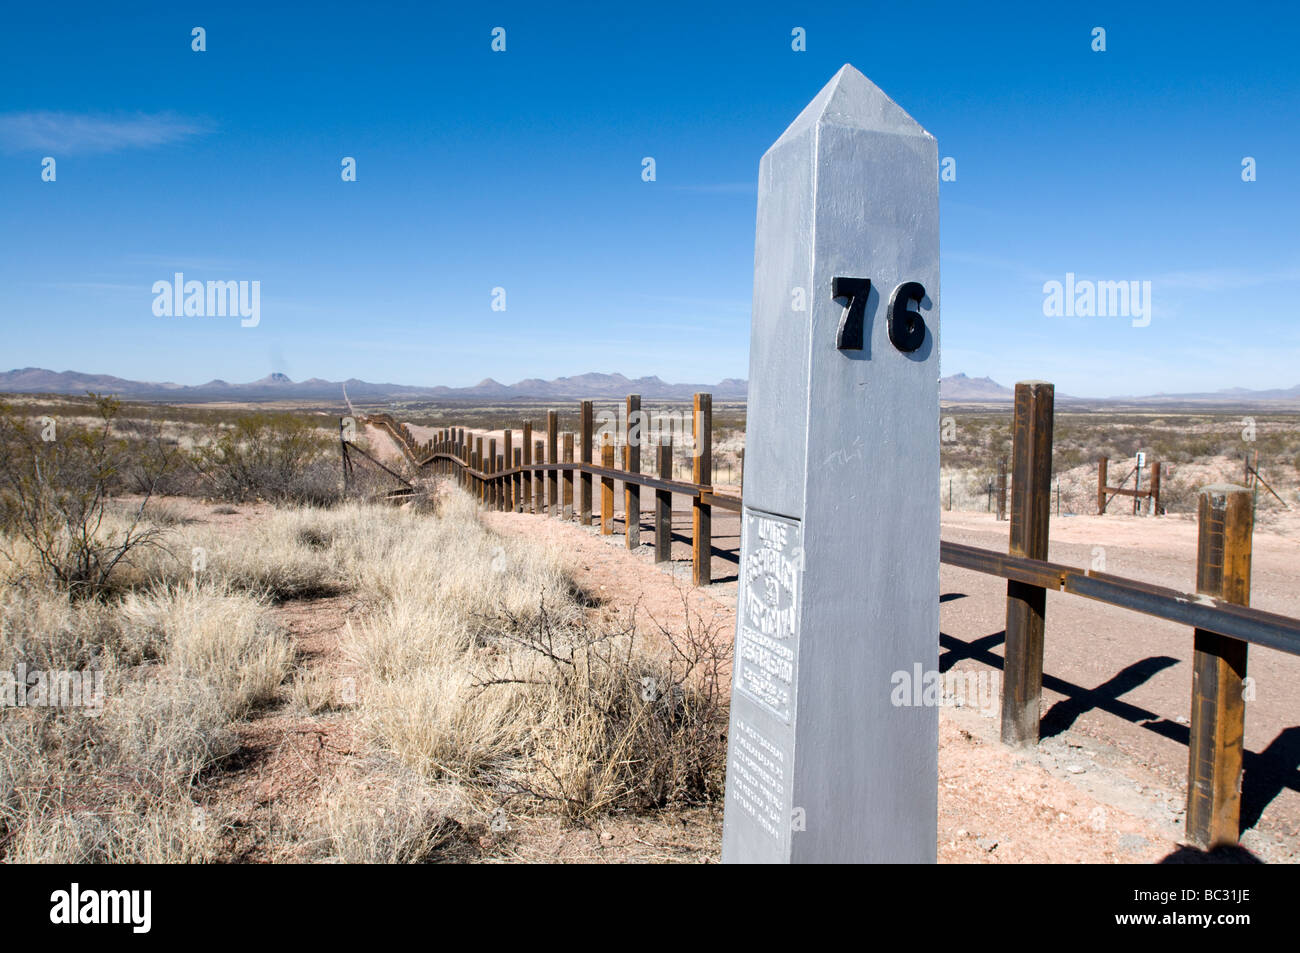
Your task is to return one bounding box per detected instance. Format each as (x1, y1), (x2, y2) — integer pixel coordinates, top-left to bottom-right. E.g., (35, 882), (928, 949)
(832, 277), (927, 353)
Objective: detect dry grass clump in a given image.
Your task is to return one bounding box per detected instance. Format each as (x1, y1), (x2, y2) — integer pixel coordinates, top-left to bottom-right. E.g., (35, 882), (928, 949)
(341, 492), (576, 618)
(117, 583), (293, 718)
(7, 792), (220, 864)
(332, 492), (585, 790)
(175, 509), (346, 600)
(313, 763), (473, 863)
(0, 565), (285, 861)
(0, 668), (236, 863)
(338, 494), (731, 823)
(100, 670), (238, 785)
(351, 610), (533, 783)
(337, 493), (573, 786)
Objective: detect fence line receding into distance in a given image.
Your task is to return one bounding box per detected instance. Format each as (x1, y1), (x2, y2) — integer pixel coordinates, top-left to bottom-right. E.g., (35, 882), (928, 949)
(357, 386), (1300, 850)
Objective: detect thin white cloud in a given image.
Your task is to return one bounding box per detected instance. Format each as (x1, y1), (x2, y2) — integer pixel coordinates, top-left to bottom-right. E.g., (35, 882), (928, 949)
(0, 111), (212, 155)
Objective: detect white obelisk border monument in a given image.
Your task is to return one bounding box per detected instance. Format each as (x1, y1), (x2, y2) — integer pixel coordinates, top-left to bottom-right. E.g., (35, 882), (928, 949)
(721, 65), (940, 863)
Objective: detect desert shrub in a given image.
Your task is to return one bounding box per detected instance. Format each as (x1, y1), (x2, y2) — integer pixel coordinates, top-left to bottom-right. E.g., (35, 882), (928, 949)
(0, 396), (172, 597)
(191, 413), (338, 505)
(485, 600), (731, 819)
(1054, 446), (1086, 472)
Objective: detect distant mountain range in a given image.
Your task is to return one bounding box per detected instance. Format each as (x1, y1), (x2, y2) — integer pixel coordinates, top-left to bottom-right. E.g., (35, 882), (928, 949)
(3, 367), (1298, 408)
(0, 368), (748, 403)
(938, 373), (1013, 401)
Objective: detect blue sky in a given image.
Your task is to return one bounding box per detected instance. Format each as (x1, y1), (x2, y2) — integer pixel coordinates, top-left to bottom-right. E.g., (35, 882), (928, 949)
(1, 1), (1297, 397)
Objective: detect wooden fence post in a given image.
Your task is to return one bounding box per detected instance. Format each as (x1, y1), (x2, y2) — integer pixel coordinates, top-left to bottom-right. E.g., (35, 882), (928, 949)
(600, 435), (614, 534)
(475, 437), (485, 506)
(580, 400), (594, 526)
(468, 437), (477, 503)
(1001, 381), (1054, 748)
(462, 430), (471, 491)
(692, 392), (712, 586)
(493, 453), (502, 511)
(463, 433), (471, 492)
(625, 394), (641, 548)
(504, 430), (514, 511)
(1150, 461), (1162, 516)
(513, 448), (522, 510)
(547, 411), (558, 518)
(655, 440), (672, 563)
(1186, 485), (1252, 849)
(996, 456), (1008, 521)
(1097, 456), (1108, 515)
(563, 432), (574, 520)
(522, 422), (533, 513)
(534, 439), (545, 515)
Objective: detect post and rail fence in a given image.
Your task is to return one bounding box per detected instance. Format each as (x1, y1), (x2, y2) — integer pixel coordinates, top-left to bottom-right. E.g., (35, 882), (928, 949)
(355, 380), (1300, 849)
(363, 395), (736, 584)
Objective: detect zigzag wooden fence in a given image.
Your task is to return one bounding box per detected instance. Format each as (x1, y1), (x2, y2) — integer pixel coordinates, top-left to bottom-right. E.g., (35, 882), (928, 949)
(359, 383), (1300, 850)
(365, 394), (735, 586)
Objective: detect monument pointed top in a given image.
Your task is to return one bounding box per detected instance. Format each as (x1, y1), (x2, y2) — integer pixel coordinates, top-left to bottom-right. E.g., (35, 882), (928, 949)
(770, 64), (933, 151)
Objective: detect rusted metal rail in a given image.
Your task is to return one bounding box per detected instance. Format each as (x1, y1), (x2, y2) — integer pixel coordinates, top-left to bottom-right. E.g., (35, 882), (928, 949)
(938, 540), (1300, 656)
